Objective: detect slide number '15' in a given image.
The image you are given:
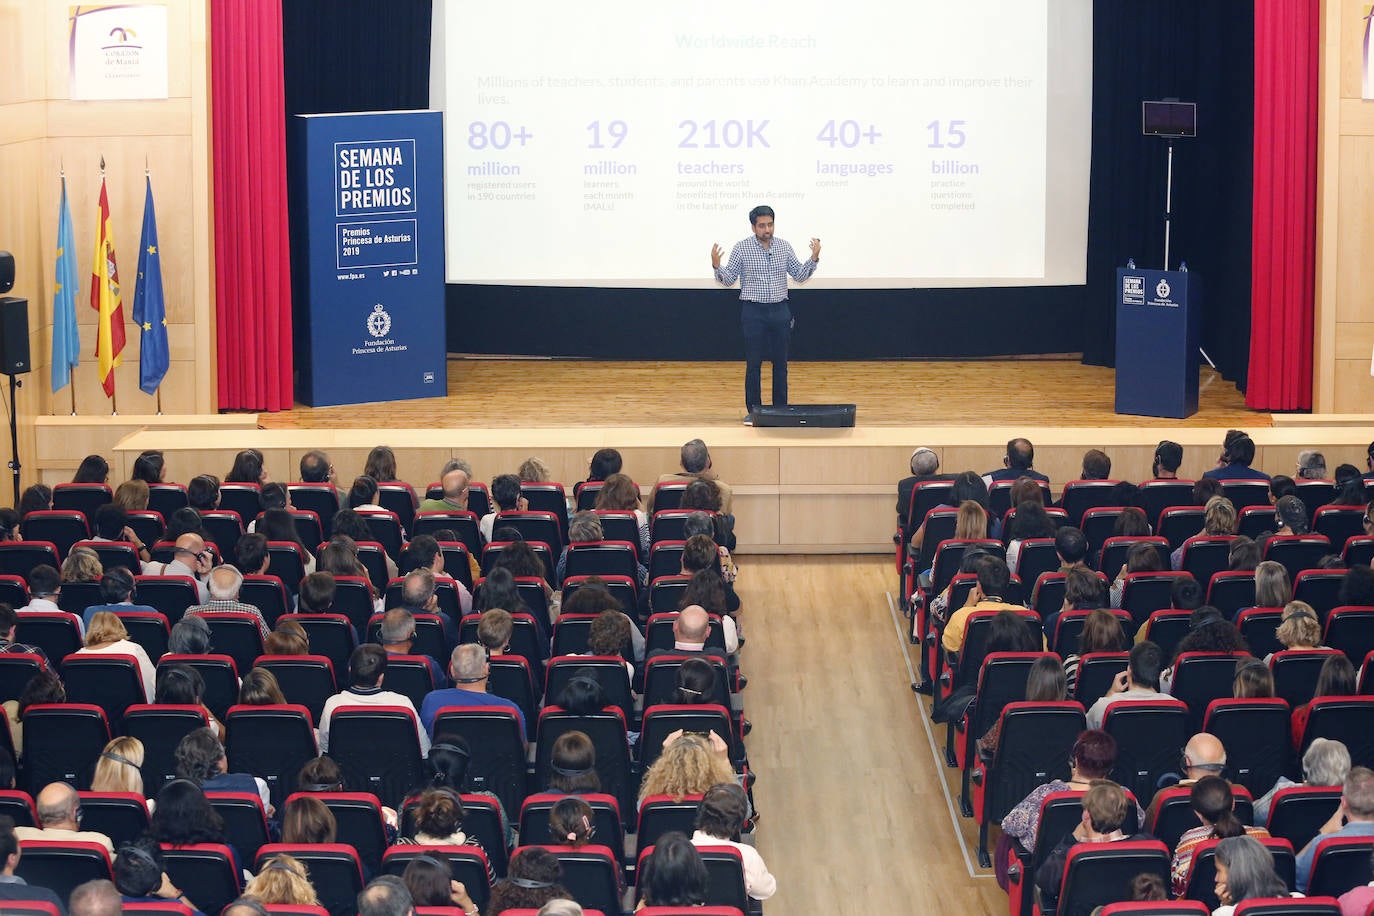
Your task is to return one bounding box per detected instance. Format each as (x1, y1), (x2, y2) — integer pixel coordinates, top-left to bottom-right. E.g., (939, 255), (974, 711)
(926, 120), (967, 148)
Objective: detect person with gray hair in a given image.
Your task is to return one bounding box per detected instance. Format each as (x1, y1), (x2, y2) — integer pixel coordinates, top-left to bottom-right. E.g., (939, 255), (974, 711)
(417, 460), (472, 514)
(1296, 765), (1374, 891)
(418, 643), (526, 742)
(1213, 834), (1291, 915)
(357, 875), (416, 916)
(537, 900), (584, 916)
(1297, 450), (1328, 480)
(649, 439), (733, 515)
(68, 879), (122, 916)
(1252, 737), (1353, 826)
(183, 564), (270, 641)
(167, 614), (213, 654)
(897, 446), (953, 536)
(222, 899), (270, 916)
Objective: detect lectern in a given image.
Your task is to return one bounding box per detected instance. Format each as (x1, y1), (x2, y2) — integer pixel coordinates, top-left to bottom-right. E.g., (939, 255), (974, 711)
(1114, 267), (1199, 419)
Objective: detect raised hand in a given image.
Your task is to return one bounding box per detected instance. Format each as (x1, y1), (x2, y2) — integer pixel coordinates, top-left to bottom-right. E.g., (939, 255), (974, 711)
(809, 237), (821, 260)
(711, 243), (724, 268)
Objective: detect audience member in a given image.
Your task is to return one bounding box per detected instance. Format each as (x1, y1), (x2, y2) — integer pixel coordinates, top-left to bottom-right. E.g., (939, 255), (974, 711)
(18, 484), (52, 517)
(1297, 450), (1328, 480)
(174, 726), (274, 813)
(546, 730), (601, 795)
(1203, 431), (1269, 481)
(1062, 608), (1127, 695)
(1292, 653), (1358, 751)
(1034, 780), (1153, 913)
(482, 473), (526, 544)
(15, 781), (115, 854)
(941, 556), (1023, 657)
(1170, 775), (1270, 895)
(1233, 657), (1275, 699)
(978, 654), (1065, 759)
(154, 663), (224, 739)
(131, 449), (166, 484)
(1152, 441), (1184, 480)
(68, 879), (121, 916)
(417, 459), (472, 514)
(141, 533), (213, 602)
(649, 438), (733, 515)
(419, 643), (525, 739)
(1214, 834), (1294, 915)
(60, 545), (102, 584)
(381, 607), (447, 686)
(985, 438), (1049, 486)
(225, 448), (268, 484)
(1253, 737), (1350, 826)
(357, 875), (414, 916)
(182, 564), (271, 641)
(400, 854), (478, 912)
(1254, 560), (1293, 609)
(1080, 449), (1112, 481)
(1109, 542), (1162, 608)
(1296, 766), (1374, 892)
(113, 837), (204, 913)
(320, 644), (430, 753)
(638, 730), (737, 808)
(243, 853), (319, 907)
(585, 448), (622, 484)
(486, 846), (573, 915)
(20, 564), (64, 616)
(76, 611), (155, 700)
(2, 669), (65, 755)
(0, 601), (51, 663)
(81, 566), (158, 629)
(0, 814), (64, 910)
(91, 736), (147, 800)
(73, 454), (110, 484)
(1171, 496), (1238, 570)
(691, 782), (775, 900)
(1086, 641), (1165, 730)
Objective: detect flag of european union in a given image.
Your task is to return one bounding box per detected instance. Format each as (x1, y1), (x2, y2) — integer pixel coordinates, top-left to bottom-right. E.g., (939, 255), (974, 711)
(50, 177), (80, 393)
(132, 176), (169, 395)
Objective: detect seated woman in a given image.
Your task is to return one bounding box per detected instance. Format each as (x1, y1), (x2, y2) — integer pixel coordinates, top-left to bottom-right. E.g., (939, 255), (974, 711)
(282, 795), (336, 844)
(76, 611), (156, 702)
(91, 736), (150, 810)
(593, 472), (649, 556)
(1291, 653), (1357, 751)
(1233, 657), (1276, 699)
(147, 779), (245, 876)
(681, 534), (740, 620)
(638, 831), (709, 909)
(583, 609), (635, 681)
(243, 853), (320, 908)
(638, 730), (738, 810)
(1213, 835), (1294, 916)
(155, 665), (224, 741)
(486, 847), (574, 915)
(1109, 542), (1164, 609)
(978, 654), (1066, 760)
(544, 730), (601, 796)
(548, 795), (624, 893)
(1170, 775), (1270, 896)
(556, 511), (648, 588)
(1265, 600), (1327, 663)
(1159, 607), (1252, 693)
(1062, 608), (1128, 696)
(1171, 496), (1238, 570)
(997, 730), (1144, 890)
(61, 544), (103, 586)
(1005, 497), (1059, 575)
(690, 782), (776, 901)
(397, 788), (495, 882)
(401, 854), (480, 913)
(174, 726), (275, 816)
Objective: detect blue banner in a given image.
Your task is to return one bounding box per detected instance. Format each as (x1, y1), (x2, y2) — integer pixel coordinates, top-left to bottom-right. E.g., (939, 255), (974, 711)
(133, 175), (169, 395)
(294, 111), (447, 406)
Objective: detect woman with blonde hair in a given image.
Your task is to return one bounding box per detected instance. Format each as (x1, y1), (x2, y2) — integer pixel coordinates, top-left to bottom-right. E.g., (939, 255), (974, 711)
(954, 499), (989, 541)
(518, 457), (553, 483)
(243, 853), (320, 906)
(638, 730), (739, 808)
(78, 611), (155, 701)
(1268, 601), (1327, 663)
(91, 736), (148, 801)
(61, 545), (103, 583)
(1171, 495), (1237, 570)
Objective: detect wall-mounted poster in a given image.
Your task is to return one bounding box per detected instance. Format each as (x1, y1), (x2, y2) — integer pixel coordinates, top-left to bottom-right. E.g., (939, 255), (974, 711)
(69, 4), (169, 101)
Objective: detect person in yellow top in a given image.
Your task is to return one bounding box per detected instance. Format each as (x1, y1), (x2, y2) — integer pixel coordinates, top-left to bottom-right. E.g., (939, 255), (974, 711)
(941, 555), (1027, 655)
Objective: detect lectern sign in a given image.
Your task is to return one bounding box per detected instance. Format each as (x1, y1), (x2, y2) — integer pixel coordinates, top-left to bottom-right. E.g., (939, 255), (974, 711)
(294, 111), (447, 407)
(1115, 267), (1199, 419)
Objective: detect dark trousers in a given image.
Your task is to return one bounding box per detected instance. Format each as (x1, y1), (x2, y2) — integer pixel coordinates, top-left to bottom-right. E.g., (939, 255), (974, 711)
(742, 301), (792, 410)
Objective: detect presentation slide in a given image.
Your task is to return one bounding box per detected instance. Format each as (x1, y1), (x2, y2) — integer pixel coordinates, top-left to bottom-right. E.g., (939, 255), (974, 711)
(432, 1), (1091, 288)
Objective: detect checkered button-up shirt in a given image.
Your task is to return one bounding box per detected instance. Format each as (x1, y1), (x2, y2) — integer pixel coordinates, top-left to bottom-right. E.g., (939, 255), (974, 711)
(714, 235), (817, 303)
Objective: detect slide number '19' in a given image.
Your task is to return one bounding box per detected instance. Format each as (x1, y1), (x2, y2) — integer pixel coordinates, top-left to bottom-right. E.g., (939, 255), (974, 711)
(586, 120), (628, 149)
(926, 120), (967, 148)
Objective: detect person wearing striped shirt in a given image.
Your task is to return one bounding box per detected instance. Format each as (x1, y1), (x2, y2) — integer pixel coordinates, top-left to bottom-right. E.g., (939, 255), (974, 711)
(711, 204), (821, 422)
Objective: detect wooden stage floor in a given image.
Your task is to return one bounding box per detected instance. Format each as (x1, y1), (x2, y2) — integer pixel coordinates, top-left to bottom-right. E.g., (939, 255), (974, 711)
(259, 357), (1266, 430)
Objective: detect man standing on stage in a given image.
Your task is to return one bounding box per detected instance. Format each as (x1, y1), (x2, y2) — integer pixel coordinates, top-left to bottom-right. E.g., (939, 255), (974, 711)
(712, 205), (821, 424)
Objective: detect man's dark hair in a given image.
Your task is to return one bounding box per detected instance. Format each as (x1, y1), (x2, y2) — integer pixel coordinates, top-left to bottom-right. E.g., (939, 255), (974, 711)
(1230, 434), (1256, 467)
(1155, 441), (1183, 474)
(974, 555), (1011, 598)
(1081, 450), (1111, 481)
(357, 875), (414, 916)
(1007, 438), (1035, 470)
(402, 535), (441, 576)
(186, 474), (220, 512)
(0, 603), (16, 635)
(748, 204), (774, 225)
(1128, 641), (1164, 691)
(1171, 576), (1205, 610)
(99, 567), (136, 604)
(1064, 567), (1107, 610)
(28, 564), (60, 597)
(234, 532), (269, 576)
(1055, 527), (1088, 565)
(260, 481), (289, 511)
(0, 814), (16, 862)
(491, 474), (522, 511)
(300, 450), (331, 483)
(299, 571), (337, 611)
(94, 504), (127, 540)
(348, 644), (388, 688)
(113, 836), (165, 897)
(173, 726), (226, 783)
(588, 448), (622, 481)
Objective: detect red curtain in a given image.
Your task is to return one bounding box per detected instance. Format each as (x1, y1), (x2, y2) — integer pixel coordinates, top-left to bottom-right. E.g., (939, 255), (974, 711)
(1247, 0), (1319, 410)
(210, 1), (294, 411)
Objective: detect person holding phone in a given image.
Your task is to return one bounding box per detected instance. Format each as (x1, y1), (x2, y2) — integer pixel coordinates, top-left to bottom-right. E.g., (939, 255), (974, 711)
(711, 204), (821, 424)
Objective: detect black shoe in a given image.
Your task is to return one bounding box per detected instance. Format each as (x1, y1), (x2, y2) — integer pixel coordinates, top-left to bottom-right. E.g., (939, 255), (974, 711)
(741, 717), (753, 736)
(912, 680), (933, 695)
(741, 415), (753, 426)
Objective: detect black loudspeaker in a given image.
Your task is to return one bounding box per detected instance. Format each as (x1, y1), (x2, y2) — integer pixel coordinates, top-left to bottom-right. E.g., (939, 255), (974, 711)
(0, 252), (13, 294)
(0, 299), (31, 375)
(750, 403), (856, 428)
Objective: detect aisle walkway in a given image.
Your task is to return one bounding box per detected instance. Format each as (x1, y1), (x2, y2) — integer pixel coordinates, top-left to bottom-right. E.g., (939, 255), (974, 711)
(744, 555), (1004, 913)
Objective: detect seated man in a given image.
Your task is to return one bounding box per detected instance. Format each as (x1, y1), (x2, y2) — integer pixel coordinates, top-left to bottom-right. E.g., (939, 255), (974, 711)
(481, 474), (526, 545)
(183, 564), (272, 642)
(1085, 641), (1165, 730)
(416, 459), (472, 514)
(81, 566), (160, 630)
(897, 446), (952, 538)
(649, 438), (733, 515)
(15, 781), (115, 855)
(1055, 527), (1090, 573)
(0, 814), (65, 911)
(141, 533), (214, 604)
(174, 726), (276, 815)
(418, 643), (526, 742)
(1296, 765), (1374, 893)
(1034, 780), (1153, 914)
(1143, 732), (1227, 824)
(1202, 430), (1271, 481)
(319, 644), (430, 754)
(941, 555), (1023, 657)
(380, 607), (447, 688)
(1080, 449), (1112, 481)
(984, 437), (1050, 488)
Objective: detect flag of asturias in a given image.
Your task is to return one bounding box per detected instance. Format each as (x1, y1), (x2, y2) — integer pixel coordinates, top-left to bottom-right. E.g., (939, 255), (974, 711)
(133, 176), (168, 395)
(50, 177), (81, 393)
(89, 176), (125, 398)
